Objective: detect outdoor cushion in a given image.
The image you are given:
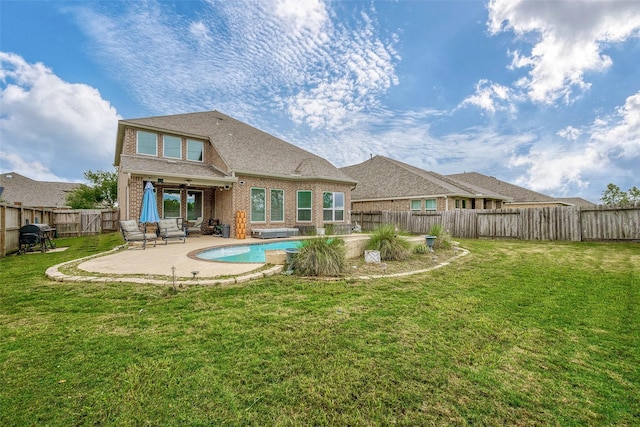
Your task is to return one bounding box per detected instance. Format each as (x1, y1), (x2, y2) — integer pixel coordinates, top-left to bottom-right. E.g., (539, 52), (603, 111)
(158, 219), (186, 244)
(251, 228), (299, 239)
(186, 217), (203, 236)
(119, 220), (157, 249)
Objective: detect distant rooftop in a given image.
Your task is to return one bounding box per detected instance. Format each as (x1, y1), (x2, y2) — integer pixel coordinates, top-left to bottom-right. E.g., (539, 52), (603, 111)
(0, 172), (81, 208)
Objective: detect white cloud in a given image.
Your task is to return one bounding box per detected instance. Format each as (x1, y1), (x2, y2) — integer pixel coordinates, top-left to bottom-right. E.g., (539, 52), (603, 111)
(189, 21), (212, 44)
(510, 91), (640, 194)
(488, 0), (640, 105)
(274, 0), (328, 35)
(0, 52), (120, 181)
(557, 126), (581, 141)
(72, 1), (398, 130)
(510, 144), (601, 193)
(458, 79), (518, 114)
(591, 91), (640, 159)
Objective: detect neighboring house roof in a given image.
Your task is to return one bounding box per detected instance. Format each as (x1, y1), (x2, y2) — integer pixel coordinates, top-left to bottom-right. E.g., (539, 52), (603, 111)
(340, 156), (508, 201)
(554, 197), (597, 207)
(447, 172), (564, 205)
(116, 111), (356, 184)
(0, 172), (81, 208)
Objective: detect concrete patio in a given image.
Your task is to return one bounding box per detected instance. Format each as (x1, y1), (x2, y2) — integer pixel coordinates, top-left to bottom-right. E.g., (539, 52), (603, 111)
(45, 235), (297, 286)
(78, 235), (280, 278)
(45, 234), (467, 286)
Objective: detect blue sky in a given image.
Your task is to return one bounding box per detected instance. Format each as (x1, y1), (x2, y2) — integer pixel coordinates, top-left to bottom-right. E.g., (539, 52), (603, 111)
(1, 0), (639, 203)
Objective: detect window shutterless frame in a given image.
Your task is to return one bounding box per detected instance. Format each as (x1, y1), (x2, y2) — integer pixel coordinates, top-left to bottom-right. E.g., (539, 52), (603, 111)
(137, 130), (157, 156)
(250, 188), (266, 222)
(297, 190), (312, 222)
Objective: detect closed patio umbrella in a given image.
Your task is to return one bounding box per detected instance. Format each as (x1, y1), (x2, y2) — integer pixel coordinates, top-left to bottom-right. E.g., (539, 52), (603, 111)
(139, 181), (160, 228)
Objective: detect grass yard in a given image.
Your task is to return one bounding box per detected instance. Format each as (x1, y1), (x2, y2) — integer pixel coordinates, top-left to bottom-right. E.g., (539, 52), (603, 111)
(1, 234), (639, 425)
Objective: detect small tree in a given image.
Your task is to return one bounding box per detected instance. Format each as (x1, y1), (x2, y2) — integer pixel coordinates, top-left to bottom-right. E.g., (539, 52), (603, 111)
(66, 169), (117, 209)
(600, 183), (639, 207)
(628, 186), (640, 207)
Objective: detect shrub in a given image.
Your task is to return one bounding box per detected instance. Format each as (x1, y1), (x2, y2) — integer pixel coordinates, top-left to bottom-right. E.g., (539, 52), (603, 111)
(290, 237), (346, 277)
(413, 243), (429, 254)
(366, 224), (411, 261)
(427, 224), (452, 250)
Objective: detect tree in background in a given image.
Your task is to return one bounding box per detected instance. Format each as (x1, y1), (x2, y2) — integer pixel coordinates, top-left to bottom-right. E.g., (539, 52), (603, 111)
(600, 183), (640, 207)
(66, 170), (117, 209)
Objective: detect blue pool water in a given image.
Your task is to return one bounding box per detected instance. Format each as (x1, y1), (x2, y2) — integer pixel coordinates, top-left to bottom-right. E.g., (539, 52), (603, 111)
(196, 240), (303, 263)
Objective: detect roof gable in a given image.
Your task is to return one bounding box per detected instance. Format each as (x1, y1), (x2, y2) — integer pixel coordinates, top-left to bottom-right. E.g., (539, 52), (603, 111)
(117, 111), (355, 184)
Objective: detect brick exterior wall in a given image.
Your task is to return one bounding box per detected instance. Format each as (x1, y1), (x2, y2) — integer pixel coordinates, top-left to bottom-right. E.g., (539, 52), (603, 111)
(118, 126), (353, 236)
(231, 175), (352, 237)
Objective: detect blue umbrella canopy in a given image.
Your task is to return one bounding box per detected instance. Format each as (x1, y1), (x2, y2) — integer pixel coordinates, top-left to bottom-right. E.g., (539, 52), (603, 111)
(139, 181), (160, 223)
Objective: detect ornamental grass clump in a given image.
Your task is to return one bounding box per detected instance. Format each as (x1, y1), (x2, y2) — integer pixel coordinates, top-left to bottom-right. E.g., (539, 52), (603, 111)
(428, 224), (452, 250)
(291, 237), (346, 277)
(366, 224), (411, 261)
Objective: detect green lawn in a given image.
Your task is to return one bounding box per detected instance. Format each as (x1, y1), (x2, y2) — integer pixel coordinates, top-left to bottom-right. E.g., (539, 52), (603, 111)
(1, 234), (638, 425)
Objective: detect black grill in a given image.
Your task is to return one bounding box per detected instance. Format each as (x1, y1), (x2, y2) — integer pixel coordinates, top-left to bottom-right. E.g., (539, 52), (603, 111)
(19, 223), (55, 254)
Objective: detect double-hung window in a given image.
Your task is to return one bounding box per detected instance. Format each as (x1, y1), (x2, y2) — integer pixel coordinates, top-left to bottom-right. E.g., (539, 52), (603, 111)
(137, 131), (157, 156)
(163, 135), (182, 159)
(323, 192), (344, 221)
(297, 190), (312, 222)
(425, 199), (436, 211)
(410, 200), (422, 211)
(270, 189), (284, 222)
(187, 139), (204, 162)
(251, 188), (266, 222)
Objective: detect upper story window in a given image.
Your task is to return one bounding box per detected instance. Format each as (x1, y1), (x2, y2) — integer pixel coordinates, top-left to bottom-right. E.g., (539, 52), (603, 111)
(323, 191), (344, 221)
(187, 139), (204, 162)
(137, 130), (157, 156)
(163, 135), (182, 159)
(410, 200), (422, 211)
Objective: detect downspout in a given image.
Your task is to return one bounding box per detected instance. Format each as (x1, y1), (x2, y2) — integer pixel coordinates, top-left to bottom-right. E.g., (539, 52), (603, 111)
(444, 195), (448, 211)
(126, 173), (131, 220)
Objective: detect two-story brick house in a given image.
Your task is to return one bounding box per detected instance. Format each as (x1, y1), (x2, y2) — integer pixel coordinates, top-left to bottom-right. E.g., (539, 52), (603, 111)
(114, 111), (357, 237)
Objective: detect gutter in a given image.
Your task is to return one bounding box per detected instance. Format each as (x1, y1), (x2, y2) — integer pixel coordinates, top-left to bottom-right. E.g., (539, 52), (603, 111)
(232, 169), (358, 186)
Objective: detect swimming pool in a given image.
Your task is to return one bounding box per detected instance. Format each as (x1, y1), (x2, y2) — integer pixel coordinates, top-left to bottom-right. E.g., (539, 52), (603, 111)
(196, 240), (303, 263)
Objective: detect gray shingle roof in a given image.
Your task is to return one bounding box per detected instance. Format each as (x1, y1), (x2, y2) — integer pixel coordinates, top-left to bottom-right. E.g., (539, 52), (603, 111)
(340, 156), (507, 201)
(119, 155), (233, 185)
(554, 197), (596, 207)
(0, 172), (81, 208)
(117, 111), (356, 184)
(447, 172), (557, 203)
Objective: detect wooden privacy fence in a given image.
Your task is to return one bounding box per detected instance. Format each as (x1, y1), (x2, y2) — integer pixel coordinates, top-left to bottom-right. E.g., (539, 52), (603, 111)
(351, 206), (640, 242)
(0, 205), (120, 256)
(53, 209), (120, 237)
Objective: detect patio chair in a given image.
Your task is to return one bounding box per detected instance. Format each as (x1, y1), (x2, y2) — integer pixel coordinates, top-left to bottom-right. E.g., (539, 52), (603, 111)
(119, 220), (157, 249)
(185, 216), (204, 237)
(157, 218), (186, 244)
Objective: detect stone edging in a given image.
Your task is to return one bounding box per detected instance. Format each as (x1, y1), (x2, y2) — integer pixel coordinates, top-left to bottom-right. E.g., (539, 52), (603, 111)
(45, 246), (469, 286)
